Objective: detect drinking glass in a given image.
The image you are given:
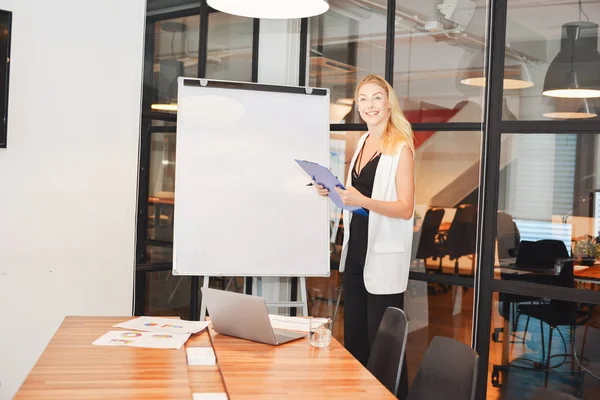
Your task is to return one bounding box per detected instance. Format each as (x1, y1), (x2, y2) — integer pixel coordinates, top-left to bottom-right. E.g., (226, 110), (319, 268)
(309, 317), (331, 347)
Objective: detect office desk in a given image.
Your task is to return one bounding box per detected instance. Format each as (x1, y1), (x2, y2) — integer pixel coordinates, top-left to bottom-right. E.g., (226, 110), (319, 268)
(149, 196), (174, 206)
(492, 265), (600, 386)
(573, 266), (600, 283)
(16, 316), (394, 400)
(208, 326), (396, 400)
(14, 316), (193, 399)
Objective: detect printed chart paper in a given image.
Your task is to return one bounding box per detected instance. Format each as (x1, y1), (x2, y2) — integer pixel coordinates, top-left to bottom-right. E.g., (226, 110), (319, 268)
(92, 330), (191, 349)
(114, 316), (210, 335)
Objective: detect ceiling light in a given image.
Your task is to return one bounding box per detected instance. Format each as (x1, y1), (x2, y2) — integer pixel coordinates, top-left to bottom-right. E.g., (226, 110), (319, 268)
(460, 77), (534, 90)
(151, 103), (178, 112)
(543, 97), (597, 119)
(207, 0), (329, 19)
(459, 52), (534, 90)
(543, 22), (600, 98)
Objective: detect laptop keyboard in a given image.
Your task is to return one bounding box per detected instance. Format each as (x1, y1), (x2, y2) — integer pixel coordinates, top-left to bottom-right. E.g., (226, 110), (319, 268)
(273, 329), (305, 344)
(275, 333), (295, 343)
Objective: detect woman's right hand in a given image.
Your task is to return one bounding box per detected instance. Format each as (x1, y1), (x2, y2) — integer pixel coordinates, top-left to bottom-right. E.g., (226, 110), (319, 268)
(315, 183), (329, 197)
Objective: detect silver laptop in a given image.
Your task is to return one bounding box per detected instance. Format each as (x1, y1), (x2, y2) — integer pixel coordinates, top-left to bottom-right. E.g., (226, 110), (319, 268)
(201, 287), (306, 345)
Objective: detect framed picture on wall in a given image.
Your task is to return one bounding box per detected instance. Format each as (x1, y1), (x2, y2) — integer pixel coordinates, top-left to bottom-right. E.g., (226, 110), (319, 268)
(0, 10), (11, 148)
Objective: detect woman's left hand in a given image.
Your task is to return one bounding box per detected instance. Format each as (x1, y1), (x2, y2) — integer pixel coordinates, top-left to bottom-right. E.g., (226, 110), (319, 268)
(335, 186), (366, 207)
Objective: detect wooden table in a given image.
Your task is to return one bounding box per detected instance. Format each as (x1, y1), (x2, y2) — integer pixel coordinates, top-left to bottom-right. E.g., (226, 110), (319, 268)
(495, 262), (600, 284)
(573, 266), (600, 283)
(15, 316), (395, 400)
(149, 196), (174, 206)
(14, 316), (193, 399)
(208, 326), (395, 400)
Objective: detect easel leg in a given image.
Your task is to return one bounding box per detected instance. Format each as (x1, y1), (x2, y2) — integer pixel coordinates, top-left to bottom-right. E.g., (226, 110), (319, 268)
(300, 277), (308, 316)
(200, 276), (210, 321)
(253, 277), (260, 296)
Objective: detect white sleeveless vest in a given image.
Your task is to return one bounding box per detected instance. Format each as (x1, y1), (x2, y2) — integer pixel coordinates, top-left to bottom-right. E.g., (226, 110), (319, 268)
(339, 133), (414, 294)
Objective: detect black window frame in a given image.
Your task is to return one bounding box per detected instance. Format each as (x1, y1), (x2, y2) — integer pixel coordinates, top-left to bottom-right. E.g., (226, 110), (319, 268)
(0, 10), (11, 148)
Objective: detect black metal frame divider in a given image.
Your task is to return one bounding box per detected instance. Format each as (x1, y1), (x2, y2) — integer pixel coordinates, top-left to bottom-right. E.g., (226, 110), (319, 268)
(0, 10), (11, 149)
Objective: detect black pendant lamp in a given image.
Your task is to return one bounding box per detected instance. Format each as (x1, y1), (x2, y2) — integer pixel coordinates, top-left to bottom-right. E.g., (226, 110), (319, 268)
(543, 97), (597, 119)
(543, 21), (600, 98)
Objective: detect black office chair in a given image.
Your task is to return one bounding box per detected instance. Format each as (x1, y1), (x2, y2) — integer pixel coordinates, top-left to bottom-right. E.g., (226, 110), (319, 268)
(496, 211), (521, 259)
(491, 213), (522, 341)
(491, 239), (572, 387)
(415, 208), (445, 270)
(493, 239), (569, 343)
(512, 240), (571, 340)
(517, 260), (594, 384)
(367, 307), (409, 398)
(436, 204), (477, 275)
(407, 336), (478, 400)
(415, 208), (448, 294)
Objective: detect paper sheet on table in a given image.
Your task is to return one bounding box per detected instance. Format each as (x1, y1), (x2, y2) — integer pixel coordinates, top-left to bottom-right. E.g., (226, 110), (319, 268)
(186, 347), (216, 366)
(269, 314), (310, 332)
(92, 330), (190, 349)
(193, 393), (228, 400)
(574, 265), (589, 271)
(114, 316), (210, 335)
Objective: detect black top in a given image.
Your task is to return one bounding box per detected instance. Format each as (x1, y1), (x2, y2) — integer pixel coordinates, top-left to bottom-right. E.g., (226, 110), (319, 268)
(345, 143), (381, 275)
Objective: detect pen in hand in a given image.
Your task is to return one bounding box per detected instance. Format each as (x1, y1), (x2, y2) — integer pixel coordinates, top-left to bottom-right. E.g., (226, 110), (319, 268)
(311, 182), (330, 197)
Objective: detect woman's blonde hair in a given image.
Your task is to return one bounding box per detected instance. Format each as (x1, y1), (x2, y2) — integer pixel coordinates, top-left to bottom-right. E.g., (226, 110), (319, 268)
(355, 74), (414, 156)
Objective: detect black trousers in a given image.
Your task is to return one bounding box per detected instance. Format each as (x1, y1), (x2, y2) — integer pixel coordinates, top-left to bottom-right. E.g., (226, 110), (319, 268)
(343, 271), (409, 399)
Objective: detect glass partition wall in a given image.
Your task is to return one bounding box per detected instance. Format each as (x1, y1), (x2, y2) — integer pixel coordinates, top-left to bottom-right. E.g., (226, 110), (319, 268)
(136, 2), (256, 319)
(137, 1), (600, 398)
(476, 0), (600, 398)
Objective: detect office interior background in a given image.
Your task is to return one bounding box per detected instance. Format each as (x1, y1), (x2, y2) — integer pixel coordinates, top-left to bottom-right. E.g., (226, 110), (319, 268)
(1, 0), (599, 399)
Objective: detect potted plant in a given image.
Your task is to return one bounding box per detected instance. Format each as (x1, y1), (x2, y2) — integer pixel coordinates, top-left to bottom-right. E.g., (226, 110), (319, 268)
(572, 236), (600, 266)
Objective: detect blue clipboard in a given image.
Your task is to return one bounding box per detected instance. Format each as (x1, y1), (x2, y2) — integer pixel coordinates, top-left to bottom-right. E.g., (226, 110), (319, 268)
(295, 159), (368, 216)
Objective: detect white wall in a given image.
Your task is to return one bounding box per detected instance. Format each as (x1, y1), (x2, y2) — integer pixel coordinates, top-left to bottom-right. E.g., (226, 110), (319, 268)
(0, 0), (145, 398)
(256, 19), (301, 313)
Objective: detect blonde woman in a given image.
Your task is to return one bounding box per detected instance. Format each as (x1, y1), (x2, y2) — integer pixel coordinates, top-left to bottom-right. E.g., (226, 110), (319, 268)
(316, 74), (414, 396)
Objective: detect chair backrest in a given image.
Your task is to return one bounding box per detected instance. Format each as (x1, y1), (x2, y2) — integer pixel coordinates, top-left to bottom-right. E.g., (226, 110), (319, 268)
(446, 204), (478, 259)
(415, 208), (445, 260)
(406, 336), (479, 400)
(550, 260), (578, 312)
(515, 239), (569, 269)
(367, 307), (409, 397)
(496, 212), (521, 258)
